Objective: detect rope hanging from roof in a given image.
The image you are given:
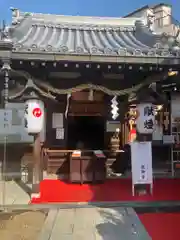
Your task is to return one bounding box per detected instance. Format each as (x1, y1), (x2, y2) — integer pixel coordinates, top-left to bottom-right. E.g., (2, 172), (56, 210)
(34, 72), (167, 97)
(8, 84), (56, 100)
(6, 70), (168, 100)
(7, 71), (56, 100)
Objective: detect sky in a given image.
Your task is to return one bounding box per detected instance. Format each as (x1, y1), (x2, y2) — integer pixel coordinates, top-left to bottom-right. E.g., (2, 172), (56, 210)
(0, 0), (179, 24)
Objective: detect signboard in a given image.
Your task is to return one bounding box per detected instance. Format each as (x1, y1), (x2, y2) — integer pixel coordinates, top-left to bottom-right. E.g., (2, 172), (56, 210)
(136, 103), (155, 134)
(0, 103), (46, 143)
(1, 109), (12, 131)
(56, 128), (64, 139)
(106, 121), (120, 132)
(0, 107), (34, 143)
(24, 99), (44, 134)
(131, 141), (153, 186)
(52, 113), (63, 128)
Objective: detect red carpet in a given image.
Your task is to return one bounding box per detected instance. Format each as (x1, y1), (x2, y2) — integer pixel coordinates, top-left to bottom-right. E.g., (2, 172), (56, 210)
(139, 213), (180, 240)
(31, 178), (180, 203)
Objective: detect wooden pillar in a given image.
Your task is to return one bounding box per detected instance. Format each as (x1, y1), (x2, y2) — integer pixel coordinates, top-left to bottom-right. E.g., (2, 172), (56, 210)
(32, 133), (43, 193)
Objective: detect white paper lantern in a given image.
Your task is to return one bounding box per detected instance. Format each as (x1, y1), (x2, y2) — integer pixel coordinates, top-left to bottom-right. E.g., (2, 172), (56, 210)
(136, 103), (155, 134)
(24, 99), (44, 134)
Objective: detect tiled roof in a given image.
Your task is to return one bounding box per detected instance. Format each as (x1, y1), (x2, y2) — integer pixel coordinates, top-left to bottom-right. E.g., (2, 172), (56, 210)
(9, 11), (180, 57)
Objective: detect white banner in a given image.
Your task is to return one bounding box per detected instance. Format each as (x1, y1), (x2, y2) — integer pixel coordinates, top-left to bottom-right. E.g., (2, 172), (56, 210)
(131, 141), (153, 185)
(136, 103), (155, 134)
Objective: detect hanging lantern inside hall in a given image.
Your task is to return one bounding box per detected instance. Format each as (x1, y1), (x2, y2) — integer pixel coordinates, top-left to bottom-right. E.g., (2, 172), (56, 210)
(24, 99), (44, 134)
(136, 103), (155, 134)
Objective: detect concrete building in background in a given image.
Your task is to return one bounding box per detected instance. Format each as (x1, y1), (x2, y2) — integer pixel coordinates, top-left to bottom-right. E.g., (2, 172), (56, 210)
(124, 3), (180, 41)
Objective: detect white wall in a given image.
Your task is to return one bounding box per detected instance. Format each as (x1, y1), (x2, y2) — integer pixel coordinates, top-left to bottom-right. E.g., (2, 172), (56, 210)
(154, 5), (172, 27)
(0, 102), (46, 144)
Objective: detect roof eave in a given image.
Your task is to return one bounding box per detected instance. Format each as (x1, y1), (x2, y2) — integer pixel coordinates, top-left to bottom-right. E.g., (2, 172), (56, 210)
(11, 51), (180, 66)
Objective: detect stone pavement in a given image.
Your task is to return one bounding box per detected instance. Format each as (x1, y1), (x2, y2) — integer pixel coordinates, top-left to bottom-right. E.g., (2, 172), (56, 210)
(38, 207), (151, 240)
(0, 180), (30, 205)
